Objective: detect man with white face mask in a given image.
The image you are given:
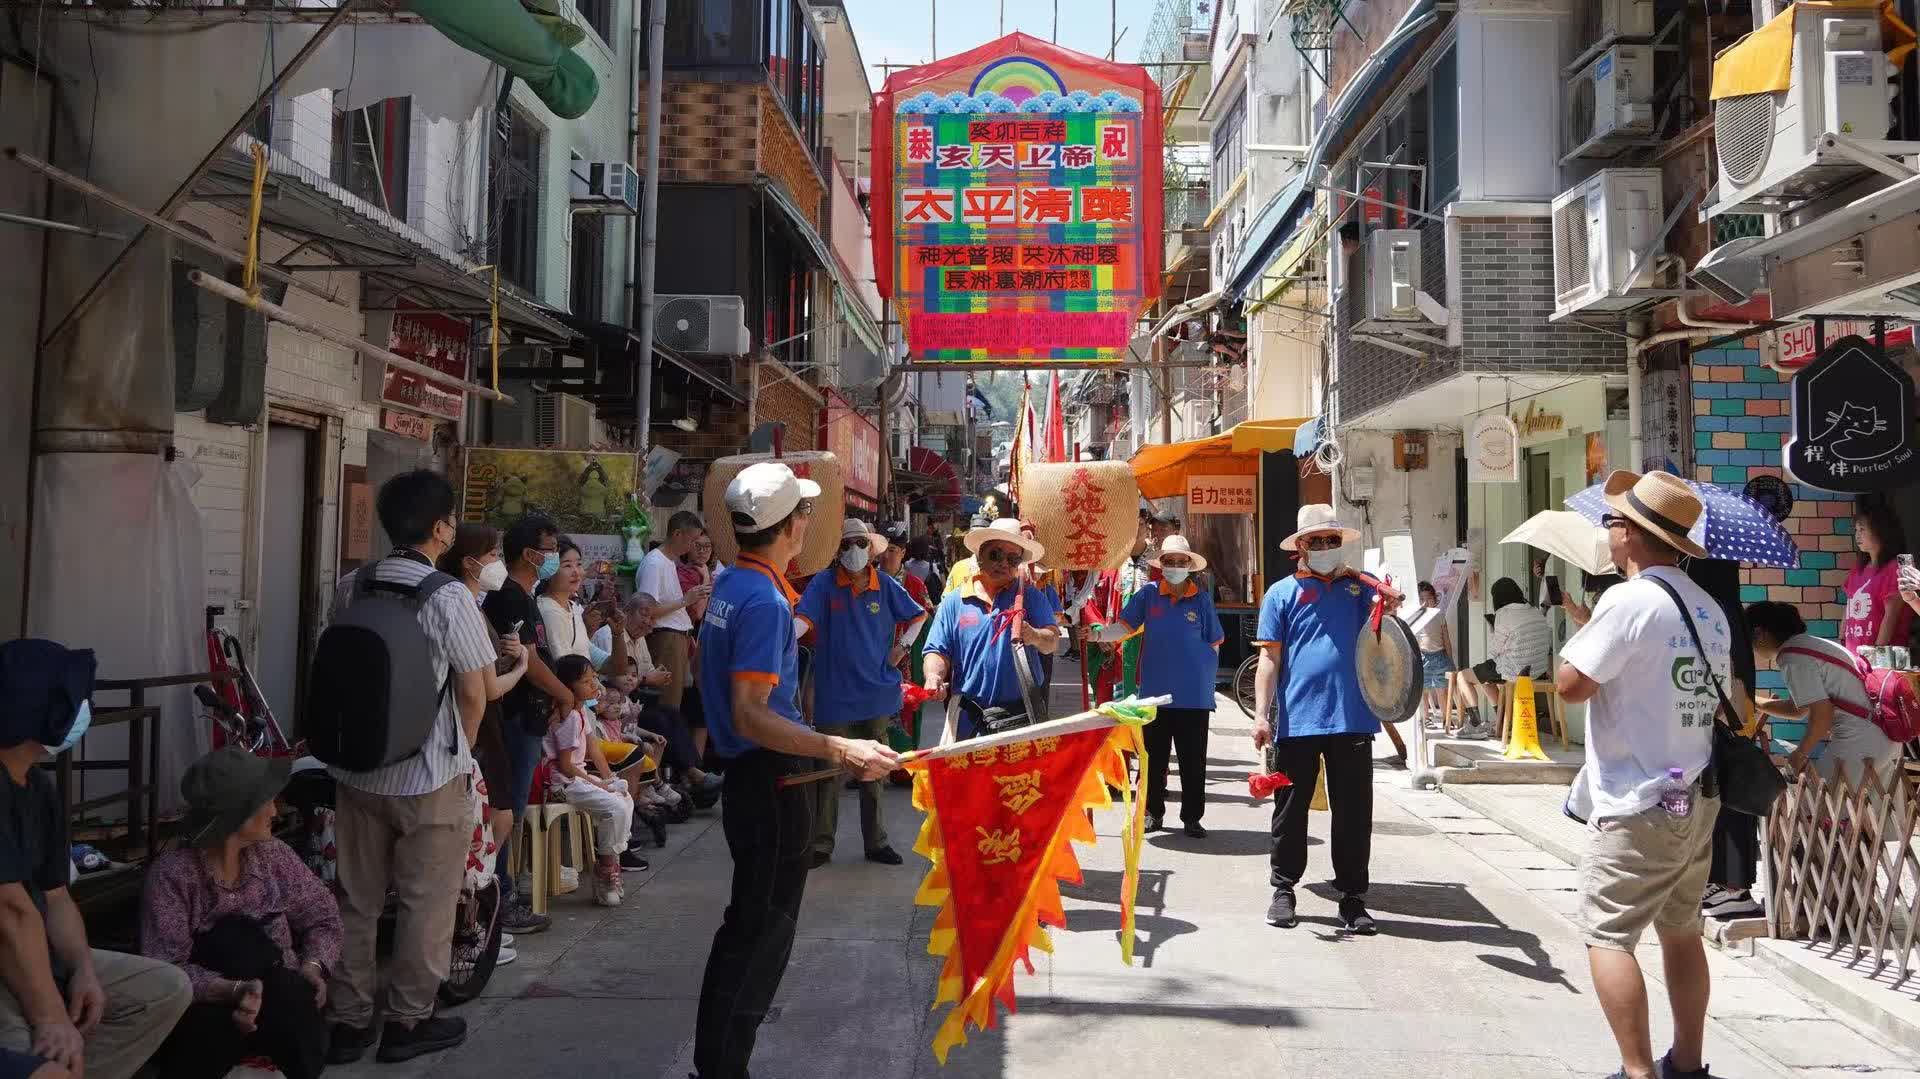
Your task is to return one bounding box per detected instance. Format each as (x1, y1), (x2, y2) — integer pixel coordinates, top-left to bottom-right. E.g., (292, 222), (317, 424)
(1081, 535), (1224, 837)
(1253, 504), (1398, 936)
(794, 519), (929, 866)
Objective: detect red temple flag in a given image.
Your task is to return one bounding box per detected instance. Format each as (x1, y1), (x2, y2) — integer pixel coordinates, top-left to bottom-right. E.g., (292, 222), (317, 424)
(1042, 370), (1066, 463)
(910, 699), (1158, 1062)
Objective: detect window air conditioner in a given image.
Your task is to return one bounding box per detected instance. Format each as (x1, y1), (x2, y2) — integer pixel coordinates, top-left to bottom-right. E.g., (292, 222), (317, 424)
(1552, 168), (1664, 319)
(1565, 45), (1654, 160)
(534, 392), (597, 449)
(654, 295), (752, 356)
(1710, 10), (1892, 217)
(1347, 228), (1425, 329)
(1579, 0), (1654, 53)
(569, 161), (640, 215)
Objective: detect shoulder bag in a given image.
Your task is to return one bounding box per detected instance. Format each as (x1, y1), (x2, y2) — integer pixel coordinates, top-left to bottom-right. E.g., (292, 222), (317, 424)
(1645, 575), (1787, 818)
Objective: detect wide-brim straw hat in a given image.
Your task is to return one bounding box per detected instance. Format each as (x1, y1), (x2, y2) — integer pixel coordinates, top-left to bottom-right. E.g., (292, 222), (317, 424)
(1280, 503), (1363, 552)
(841, 517), (888, 557)
(1147, 534), (1209, 573)
(1602, 469), (1707, 558)
(964, 517), (1045, 564)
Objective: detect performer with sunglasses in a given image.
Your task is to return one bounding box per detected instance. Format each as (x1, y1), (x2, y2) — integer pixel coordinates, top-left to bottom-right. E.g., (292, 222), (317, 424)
(922, 518), (1062, 742)
(1253, 504), (1400, 936)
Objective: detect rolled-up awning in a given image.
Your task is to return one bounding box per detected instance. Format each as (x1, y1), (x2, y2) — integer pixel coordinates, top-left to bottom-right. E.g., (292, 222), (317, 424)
(1131, 418), (1311, 498)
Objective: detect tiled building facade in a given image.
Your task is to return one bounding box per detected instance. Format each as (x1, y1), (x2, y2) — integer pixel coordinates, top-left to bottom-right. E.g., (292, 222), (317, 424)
(1690, 344), (1857, 740)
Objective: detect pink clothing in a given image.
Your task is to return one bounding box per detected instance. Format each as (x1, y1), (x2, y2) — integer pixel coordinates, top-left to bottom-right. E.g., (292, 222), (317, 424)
(1842, 559), (1913, 652)
(544, 708), (591, 773)
(140, 841), (343, 1000)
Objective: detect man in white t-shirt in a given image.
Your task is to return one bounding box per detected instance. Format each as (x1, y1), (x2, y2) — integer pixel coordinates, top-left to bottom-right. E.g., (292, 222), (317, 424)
(637, 512), (712, 741)
(1556, 470), (1732, 1079)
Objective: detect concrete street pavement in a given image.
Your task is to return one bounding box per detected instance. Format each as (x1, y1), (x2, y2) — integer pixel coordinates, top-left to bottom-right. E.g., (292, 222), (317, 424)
(329, 684), (1920, 1079)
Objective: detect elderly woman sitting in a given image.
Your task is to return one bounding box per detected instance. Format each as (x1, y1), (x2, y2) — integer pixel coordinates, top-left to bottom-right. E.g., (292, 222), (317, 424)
(140, 749), (341, 1079)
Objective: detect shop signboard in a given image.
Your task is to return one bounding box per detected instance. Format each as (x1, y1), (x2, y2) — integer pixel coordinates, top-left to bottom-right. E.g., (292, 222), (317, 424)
(1185, 474), (1256, 515)
(1466, 414), (1520, 483)
(821, 392), (883, 511)
(379, 309), (470, 421)
(1784, 334), (1920, 492)
(1774, 320), (1912, 369)
(872, 33), (1163, 364)
(462, 447), (639, 564)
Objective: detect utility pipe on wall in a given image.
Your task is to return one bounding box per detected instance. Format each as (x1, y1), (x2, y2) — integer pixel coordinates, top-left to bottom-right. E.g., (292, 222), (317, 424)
(1624, 300), (1749, 474)
(634, 0), (668, 452)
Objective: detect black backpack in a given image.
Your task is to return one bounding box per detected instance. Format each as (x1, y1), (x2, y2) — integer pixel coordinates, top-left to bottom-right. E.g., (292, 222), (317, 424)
(305, 565), (456, 771)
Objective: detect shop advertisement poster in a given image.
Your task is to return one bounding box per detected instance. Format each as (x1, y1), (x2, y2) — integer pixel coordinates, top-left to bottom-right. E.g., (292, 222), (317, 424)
(1784, 334), (1920, 492)
(1185, 474), (1256, 515)
(373, 308), (470, 421)
(821, 391), (883, 510)
(1466, 414), (1519, 483)
(462, 448), (639, 563)
(1774, 319), (1913, 370)
(872, 33), (1163, 364)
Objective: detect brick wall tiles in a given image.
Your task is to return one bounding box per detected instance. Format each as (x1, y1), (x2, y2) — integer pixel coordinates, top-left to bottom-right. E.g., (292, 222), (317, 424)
(635, 81), (759, 186)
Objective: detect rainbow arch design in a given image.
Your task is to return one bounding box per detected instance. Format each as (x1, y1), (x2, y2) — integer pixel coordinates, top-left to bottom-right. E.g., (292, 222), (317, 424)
(969, 56), (1066, 106)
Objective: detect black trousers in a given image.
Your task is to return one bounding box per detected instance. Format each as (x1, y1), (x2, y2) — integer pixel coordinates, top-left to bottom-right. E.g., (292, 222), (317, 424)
(1710, 806), (1760, 890)
(150, 916), (327, 1079)
(1143, 707), (1211, 825)
(1268, 734), (1374, 897)
(693, 749), (815, 1079)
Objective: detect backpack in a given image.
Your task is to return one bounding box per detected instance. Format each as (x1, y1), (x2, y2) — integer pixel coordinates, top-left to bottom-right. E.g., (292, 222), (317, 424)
(305, 565), (457, 771)
(1779, 645), (1920, 744)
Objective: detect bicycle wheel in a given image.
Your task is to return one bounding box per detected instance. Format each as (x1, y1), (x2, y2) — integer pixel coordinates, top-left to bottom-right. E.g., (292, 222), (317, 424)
(439, 878), (503, 1006)
(1234, 654), (1259, 720)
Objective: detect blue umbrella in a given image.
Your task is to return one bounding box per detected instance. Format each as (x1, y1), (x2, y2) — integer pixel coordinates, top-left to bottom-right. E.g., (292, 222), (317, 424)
(1564, 479), (1799, 568)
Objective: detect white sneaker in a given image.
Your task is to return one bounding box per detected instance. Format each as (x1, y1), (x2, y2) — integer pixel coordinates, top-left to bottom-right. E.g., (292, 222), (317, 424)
(557, 865), (580, 893)
(495, 944), (518, 967)
(500, 933), (515, 948)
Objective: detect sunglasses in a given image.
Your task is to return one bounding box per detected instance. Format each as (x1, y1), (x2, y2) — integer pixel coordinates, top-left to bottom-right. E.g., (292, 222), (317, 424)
(1601, 513), (1630, 530)
(1301, 535), (1343, 551)
(979, 547), (1024, 566)
(840, 537), (870, 551)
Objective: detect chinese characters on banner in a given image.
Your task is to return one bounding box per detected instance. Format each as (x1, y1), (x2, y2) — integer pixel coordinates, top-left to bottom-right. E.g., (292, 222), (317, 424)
(1185, 474), (1256, 515)
(872, 34), (1163, 364)
(380, 309), (471, 421)
(820, 391), (882, 511)
(1017, 461), (1141, 572)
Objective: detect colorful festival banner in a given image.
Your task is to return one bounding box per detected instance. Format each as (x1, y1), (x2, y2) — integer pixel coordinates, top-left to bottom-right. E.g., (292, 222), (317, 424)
(872, 33), (1163, 365)
(909, 699), (1159, 1062)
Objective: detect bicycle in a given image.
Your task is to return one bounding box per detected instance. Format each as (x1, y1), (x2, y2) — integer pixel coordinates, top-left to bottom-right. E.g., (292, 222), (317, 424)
(1233, 653), (1259, 719)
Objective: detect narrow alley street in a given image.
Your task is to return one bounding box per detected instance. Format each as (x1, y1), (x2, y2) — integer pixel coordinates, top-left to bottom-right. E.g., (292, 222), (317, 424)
(327, 679), (1920, 1079)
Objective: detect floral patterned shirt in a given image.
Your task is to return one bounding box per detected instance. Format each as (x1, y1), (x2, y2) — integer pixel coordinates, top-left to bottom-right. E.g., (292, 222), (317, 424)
(139, 840), (342, 1000)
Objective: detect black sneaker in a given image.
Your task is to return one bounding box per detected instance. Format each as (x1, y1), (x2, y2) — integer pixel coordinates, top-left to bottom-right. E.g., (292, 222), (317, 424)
(620, 848), (651, 872)
(865, 845), (904, 865)
(1338, 895), (1377, 935)
(326, 1022), (377, 1064)
(501, 900), (551, 935)
(1183, 822), (1207, 839)
(809, 850), (831, 869)
(376, 1015), (467, 1062)
(1145, 814), (1165, 832)
(1660, 1052), (1720, 1078)
(1266, 888), (1297, 928)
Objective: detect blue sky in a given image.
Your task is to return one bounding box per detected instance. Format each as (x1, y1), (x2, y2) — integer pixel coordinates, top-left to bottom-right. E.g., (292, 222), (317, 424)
(840, 0), (1166, 91)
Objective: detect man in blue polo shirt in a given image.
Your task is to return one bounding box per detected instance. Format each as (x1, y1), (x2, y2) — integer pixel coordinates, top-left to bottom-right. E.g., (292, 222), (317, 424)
(691, 463), (900, 1079)
(923, 518), (1061, 741)
(1254, 504), (1398, 936)
(796, 518), (927, 868)
(1082, 534), (1223, 838)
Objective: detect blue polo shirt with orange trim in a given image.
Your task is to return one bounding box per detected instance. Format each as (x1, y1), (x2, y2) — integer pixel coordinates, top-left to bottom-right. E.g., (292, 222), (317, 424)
(796, 563), (927, 725)
(698, 553), (806, 759)
(1120, 578), (1225, 709)
(924, 575), (1057, 708)
(1255, 569), (1381, 738)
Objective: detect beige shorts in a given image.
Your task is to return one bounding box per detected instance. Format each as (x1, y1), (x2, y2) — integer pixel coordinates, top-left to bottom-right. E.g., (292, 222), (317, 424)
(1578, 792), (1720, 951)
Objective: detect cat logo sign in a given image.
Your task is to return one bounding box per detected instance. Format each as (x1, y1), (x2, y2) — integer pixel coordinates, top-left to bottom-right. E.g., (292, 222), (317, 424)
(1786, 334), (1920, 493)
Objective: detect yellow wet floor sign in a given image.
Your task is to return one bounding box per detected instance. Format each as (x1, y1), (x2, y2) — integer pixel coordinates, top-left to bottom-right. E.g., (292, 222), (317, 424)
(1310, 758), (1329, 810)
(1503, 675), (1550, 761)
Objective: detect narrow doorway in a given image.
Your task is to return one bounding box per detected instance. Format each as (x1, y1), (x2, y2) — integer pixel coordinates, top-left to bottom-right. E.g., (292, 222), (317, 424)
(257, 416), (321, 732)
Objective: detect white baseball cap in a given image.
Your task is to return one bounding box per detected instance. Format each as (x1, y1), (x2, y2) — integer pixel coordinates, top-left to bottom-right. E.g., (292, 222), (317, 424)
(724, 462), (821, 531)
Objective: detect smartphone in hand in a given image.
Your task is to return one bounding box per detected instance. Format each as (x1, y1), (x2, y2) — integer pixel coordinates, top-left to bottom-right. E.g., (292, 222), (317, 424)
(1544, 575), (1565, 607)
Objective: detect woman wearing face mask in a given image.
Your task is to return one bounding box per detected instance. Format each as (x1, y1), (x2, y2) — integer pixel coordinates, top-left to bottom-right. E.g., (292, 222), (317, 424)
(536, 539), (593, 660)
(1081, 534), (1224, 837)
(1449, 576), (1552, 739)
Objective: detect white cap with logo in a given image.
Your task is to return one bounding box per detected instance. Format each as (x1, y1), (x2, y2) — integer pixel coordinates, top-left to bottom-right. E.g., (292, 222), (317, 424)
(724, 462), (822, 531)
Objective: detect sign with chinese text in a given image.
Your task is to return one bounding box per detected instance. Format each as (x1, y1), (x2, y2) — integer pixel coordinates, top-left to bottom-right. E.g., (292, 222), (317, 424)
(821, 392), (883, 510)
(1018, 460), (1139, 571)
(1785, 334), (1920, 492)
(1466, 414), (1520, 483)
(380, 309), (471, 421)
(872, 34), (1162, 364)
(1185, 473), (1256, 515)
(1774, 319), (1913, 369)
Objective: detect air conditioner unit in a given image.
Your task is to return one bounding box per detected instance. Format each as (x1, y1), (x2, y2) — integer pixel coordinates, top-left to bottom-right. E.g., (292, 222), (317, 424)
(1347, 228), (1425, 329)
(1565, 45), (1654, 160)
(569, 161), (640, 215)
(1710, 10), (1892, 217)
(1552, 168), (1665, 318)
(534, 392), (596, 449)
(1580, 0), (1654, 52)
(655, 294), (751, 356)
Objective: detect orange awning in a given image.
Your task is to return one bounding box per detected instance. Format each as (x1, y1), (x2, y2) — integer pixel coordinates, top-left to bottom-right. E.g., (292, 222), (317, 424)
(1129, 418), (1310, 499)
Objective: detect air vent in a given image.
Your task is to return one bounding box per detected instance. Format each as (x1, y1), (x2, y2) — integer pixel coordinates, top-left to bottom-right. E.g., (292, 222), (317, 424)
(1567, 76), (1596, 150)
(653, 294), (750, 356)
(657, 297), (711, 352)
(1553, 204), (1592, 297)
(1715, 94), (1776, 186)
